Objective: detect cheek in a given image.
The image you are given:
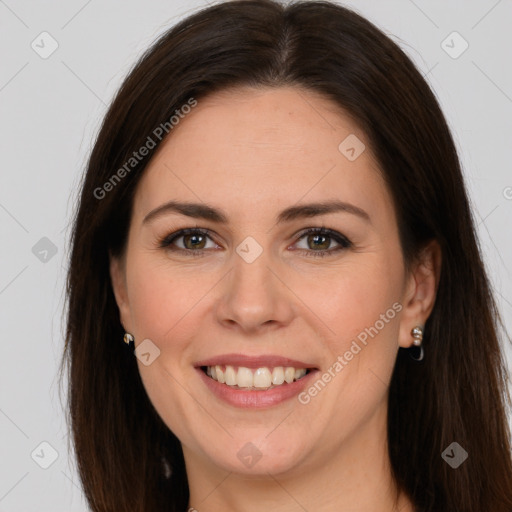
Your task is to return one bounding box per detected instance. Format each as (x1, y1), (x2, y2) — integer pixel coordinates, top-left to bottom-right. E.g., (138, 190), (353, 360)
(305, 257), (404, 402)
(124, 257), (208, 442)
(315, 264), (402, 344)
(307, 272), (401, 421)
(126, 254), (210, 343)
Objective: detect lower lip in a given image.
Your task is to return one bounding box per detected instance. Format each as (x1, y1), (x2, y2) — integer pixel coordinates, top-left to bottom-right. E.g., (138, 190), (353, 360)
(196, 367), (319, 409)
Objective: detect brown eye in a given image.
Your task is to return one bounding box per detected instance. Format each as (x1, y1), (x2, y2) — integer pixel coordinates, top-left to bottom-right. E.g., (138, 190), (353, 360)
(182, 233), (207, 250)
(294, 228), (352, 258)
(159, 228), (217, 256)
(306, 233), (331, 251)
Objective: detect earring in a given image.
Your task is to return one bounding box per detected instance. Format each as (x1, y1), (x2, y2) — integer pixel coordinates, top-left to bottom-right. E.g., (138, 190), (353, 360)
(409, 325), (424, 362)
(124, 332), (135, 350)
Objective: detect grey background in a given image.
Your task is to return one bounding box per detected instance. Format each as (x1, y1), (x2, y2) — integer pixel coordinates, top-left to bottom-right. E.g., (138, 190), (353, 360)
(1, 0), (511, 510)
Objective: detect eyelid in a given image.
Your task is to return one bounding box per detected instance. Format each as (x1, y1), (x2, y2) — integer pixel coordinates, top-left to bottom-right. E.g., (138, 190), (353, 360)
(158, 226), (352, 256)
(159, 227), (218, 251)
(291, 227), (352, 257)
(293, 227), (351, 246)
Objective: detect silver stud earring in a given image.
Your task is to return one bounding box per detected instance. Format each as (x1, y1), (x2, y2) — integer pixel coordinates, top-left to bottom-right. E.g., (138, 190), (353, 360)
(410, 325), (424, 361)
(124, 332), (135, 350)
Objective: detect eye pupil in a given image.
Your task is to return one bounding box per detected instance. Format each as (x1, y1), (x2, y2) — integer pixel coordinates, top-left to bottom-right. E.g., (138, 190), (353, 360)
(184, 234), (206, 250)
(309, 234), (330, 250)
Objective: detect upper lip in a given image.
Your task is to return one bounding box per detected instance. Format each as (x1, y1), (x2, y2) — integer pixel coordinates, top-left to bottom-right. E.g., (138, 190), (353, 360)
(195, 353), (317, 369)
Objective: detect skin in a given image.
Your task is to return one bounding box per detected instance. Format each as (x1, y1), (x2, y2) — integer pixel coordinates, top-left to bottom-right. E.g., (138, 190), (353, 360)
(110, 86), (441, 512)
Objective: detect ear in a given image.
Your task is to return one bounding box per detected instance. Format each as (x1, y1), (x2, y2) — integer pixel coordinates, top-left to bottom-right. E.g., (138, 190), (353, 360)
(398, 239), (442, 348)
(109, 250), (133, 332)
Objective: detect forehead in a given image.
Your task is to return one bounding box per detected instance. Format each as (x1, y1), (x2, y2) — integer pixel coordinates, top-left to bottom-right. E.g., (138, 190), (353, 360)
(133, 86), (390, 224)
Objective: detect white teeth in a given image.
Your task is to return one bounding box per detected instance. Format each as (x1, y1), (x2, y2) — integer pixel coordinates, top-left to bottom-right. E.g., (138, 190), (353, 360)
(284, 367), (295, 383)
(225, 365), (237, 386)
(253, 368), (272, 388)
(272, 366), (285, 385)
(237, 367), (253, 387)
(205, 365), (309, 389)
(295, 368), (307, 379)
(216, 366), (225, 384)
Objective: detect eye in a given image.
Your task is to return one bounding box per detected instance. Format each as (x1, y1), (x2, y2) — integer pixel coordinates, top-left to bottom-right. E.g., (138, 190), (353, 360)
(292, 227), (352, 258)
(158, 226), (352, 258)
(159, 228), (218, 256)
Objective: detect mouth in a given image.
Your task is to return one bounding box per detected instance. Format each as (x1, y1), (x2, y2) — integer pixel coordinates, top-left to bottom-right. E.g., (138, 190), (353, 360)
(200, 365), (313, 391)
(194, 354), (319, 408)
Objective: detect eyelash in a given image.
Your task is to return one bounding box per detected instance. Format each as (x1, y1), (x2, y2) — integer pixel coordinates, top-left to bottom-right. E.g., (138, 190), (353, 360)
(158, 227), (352, 258)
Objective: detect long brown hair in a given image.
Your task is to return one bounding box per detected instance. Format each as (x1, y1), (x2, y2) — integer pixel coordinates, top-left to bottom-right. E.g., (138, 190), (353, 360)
(61, 1), (512, 510)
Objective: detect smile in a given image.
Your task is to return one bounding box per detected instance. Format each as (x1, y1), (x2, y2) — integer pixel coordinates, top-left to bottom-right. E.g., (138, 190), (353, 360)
(202, 365), (310, 390)
(194, 354), (319, 408)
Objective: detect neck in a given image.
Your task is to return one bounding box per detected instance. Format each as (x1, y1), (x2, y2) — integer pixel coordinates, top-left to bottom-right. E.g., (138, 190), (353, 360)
(183, 403), (414, 512)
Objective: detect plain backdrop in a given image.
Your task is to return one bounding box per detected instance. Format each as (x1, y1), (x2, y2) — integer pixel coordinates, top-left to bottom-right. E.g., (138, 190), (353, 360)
(0, 0), (511, 510)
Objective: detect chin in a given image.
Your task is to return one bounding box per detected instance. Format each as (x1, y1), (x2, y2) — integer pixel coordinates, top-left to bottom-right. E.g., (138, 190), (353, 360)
(201, 431), (312, 476)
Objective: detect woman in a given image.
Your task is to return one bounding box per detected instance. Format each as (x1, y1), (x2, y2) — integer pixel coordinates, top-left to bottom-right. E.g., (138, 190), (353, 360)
(61, 1), (512, 511)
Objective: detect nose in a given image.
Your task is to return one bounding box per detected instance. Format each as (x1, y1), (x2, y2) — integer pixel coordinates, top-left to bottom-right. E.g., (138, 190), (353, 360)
(215, 246), (295, 334)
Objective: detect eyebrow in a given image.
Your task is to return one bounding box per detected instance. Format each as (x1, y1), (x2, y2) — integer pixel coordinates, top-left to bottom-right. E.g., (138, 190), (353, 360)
(142, 199), (371, 225)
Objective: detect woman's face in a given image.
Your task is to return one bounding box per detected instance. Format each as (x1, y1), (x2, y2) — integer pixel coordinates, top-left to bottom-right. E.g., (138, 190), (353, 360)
(110, 86), (426, 477)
